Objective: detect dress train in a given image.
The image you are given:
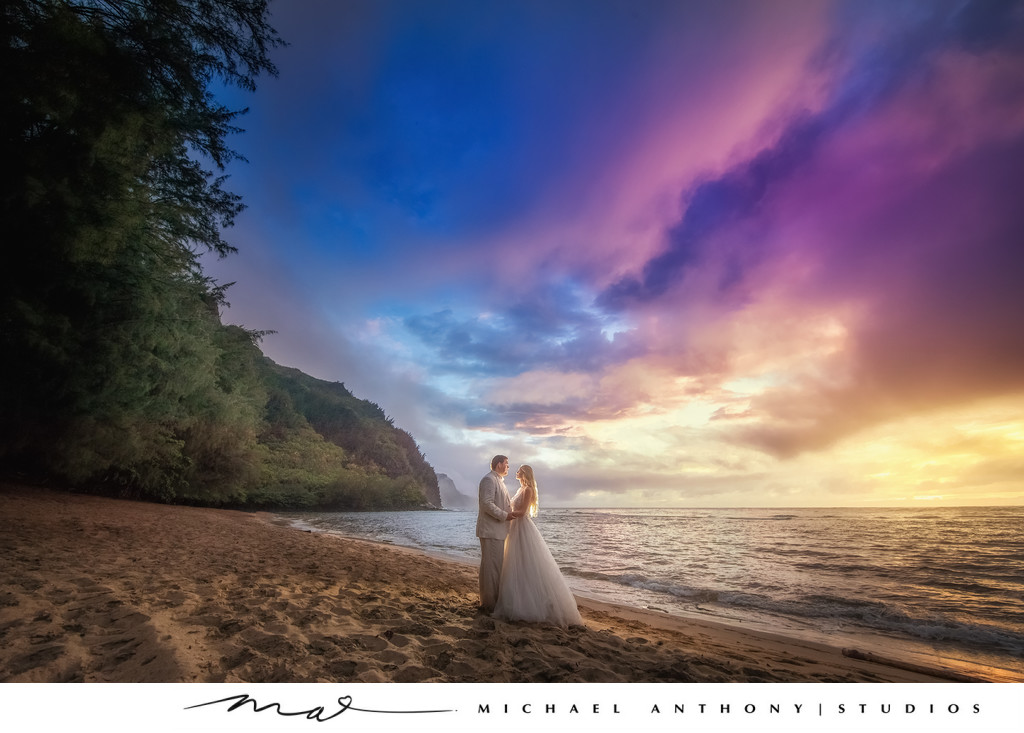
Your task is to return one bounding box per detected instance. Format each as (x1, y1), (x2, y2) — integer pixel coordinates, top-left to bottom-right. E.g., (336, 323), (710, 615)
(493, 490), (582, 627)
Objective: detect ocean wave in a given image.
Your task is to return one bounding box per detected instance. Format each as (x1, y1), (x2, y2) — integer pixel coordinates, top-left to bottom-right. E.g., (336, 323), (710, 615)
(570, 567), (1024, 655)
(918, 578), (1010, 595)
(283, 518), (326, 533)
(565, 569), (725, 603)
(748, 594), (1024, 655)
(725, 515), (798, 521)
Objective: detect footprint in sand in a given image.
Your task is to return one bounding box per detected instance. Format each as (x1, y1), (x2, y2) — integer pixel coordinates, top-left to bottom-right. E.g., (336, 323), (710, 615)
(395, 666), (437, 682)
(373, 649), (408, 665)
(238, 628), (298, 657)
(381, 631), (412, 648)
(219, 646), (256, 671)
(3, 644), (65, 679)
(329, 603), (353, 617)
(327, 659), (358, 677)
(353, 634), (389, 652)
(155, 589), (189, 609)
(389, 622), (434, 637)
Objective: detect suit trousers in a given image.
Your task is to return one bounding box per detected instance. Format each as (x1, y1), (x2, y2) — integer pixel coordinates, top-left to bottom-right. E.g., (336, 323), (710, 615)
(479, 537), (505, 611)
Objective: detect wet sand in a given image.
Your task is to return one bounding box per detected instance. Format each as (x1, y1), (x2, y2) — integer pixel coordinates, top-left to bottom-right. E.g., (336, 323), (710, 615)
(0, 484), (995, 683)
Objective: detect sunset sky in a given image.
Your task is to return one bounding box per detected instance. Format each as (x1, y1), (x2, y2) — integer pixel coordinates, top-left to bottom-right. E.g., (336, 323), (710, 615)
(205, 0), (1024, 508)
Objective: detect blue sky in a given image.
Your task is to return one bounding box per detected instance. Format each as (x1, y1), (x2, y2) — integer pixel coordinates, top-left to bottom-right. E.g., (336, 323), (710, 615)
(204, 0), (1024, 507)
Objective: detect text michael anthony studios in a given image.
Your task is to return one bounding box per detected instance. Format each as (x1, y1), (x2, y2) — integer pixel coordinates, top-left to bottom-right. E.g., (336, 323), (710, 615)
(178, 687), (1005, 730)
(473, 697), (984, 723)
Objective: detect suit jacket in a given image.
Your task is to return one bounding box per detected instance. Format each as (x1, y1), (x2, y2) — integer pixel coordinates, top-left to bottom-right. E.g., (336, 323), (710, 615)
(476, 470), (511, 540)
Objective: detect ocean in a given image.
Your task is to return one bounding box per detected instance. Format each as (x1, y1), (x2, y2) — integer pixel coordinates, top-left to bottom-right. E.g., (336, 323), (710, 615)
(280, 506), (1024, 681)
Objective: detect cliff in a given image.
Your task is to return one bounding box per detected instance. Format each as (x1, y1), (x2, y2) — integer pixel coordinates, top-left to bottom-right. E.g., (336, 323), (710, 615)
(437, 473), (475, 510)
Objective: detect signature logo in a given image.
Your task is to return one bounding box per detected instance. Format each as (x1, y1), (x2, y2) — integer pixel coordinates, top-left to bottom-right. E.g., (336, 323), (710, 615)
(186, 693), (455, 723)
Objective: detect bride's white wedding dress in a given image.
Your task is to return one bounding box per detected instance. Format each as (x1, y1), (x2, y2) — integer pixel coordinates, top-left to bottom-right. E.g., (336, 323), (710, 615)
(493, 488), (582, 627)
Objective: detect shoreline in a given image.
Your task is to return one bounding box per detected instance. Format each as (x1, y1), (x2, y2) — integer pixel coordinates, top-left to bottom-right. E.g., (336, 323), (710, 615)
(272, 514), (1014, 684)
(1, 484), (1016, 683)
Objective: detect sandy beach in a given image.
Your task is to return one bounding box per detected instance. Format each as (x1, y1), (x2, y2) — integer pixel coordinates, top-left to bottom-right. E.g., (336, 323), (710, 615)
(0, 483), (1000, 684)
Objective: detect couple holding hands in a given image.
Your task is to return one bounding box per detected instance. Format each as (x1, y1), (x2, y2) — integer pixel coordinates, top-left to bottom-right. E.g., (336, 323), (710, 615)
(475, 455), (582, 627)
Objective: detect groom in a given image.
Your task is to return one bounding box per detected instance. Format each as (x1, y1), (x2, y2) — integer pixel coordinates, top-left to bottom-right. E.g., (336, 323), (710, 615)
(476, 454), (521, 612)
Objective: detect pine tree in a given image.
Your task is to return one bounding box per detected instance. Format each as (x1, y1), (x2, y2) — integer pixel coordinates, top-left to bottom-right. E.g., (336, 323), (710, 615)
(0, 1), (283, 497)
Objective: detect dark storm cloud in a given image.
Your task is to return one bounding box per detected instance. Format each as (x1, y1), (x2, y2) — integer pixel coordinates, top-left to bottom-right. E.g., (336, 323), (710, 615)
(600, 0), (1024, 311)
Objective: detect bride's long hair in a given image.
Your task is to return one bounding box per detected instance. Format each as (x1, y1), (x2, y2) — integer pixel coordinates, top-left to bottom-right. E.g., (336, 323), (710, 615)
(517, 465), (539, 517)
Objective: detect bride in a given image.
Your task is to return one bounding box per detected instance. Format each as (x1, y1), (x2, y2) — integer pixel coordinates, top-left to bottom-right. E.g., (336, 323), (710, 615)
(493, 465), (582, 627)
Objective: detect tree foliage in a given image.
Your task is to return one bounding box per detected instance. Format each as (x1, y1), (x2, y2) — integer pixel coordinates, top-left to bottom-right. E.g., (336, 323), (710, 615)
(0, 1), (439, 510)
(252, 361), (441, 510)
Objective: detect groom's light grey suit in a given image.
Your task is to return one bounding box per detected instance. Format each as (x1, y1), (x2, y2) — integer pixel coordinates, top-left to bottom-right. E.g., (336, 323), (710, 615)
(476, 469), (511, 611)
